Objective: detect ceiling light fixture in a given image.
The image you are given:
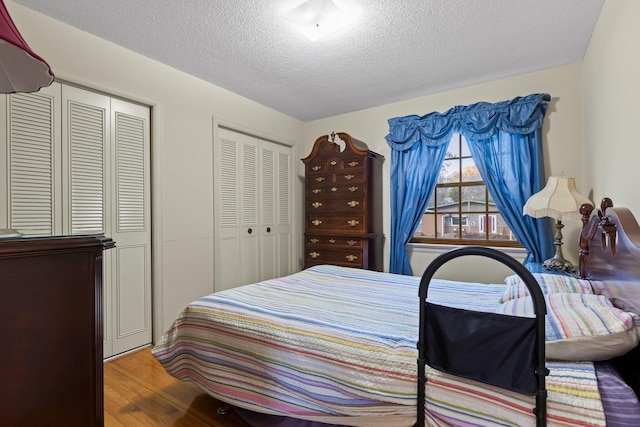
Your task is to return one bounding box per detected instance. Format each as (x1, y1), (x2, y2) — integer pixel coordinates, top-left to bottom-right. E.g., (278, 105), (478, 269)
(283, 0), (361, 42)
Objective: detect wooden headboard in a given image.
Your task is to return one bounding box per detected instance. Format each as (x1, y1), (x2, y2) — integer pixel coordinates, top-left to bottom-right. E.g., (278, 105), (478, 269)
(579, 197), (640, 281)
(578, 197), (640, 398)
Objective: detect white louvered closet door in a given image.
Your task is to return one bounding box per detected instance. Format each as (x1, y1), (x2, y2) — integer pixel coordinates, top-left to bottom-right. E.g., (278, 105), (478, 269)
(217, 130), (241, 290)
(259, 140), (292, 280)
(108, 98), (151, 356)
(61, 86), (110, 236)
(215, 128), (292, 292)
(0, 83), (62, 235)
(216, 128), (260, 290)
(240, 137), (260, 285)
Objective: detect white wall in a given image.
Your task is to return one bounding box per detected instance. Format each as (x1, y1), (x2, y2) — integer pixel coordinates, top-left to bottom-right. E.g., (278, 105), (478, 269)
(583, 0), (640, 215)
(5, 1), (305, 336)
(303, 64), (586, 281)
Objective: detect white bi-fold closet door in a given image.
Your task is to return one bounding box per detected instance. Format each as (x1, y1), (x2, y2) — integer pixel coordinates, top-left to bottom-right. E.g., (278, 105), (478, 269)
(215, 127), (293, 292)
(0, 82), (151, 358)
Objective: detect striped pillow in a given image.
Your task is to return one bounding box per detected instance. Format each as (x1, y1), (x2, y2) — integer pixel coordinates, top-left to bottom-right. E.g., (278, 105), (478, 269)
(589, 279), (640, 315)
(497, 293), (640, 361)
(500, 273), (594, 303)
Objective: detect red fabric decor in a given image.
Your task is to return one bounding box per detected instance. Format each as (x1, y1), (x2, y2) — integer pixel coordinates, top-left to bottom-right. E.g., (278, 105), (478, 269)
(0, 0), (53, 93)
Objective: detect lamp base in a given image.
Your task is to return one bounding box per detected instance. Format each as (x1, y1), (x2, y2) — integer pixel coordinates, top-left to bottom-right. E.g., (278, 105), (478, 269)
(543, 219), (576, 273)
(543, 255), (575, 273)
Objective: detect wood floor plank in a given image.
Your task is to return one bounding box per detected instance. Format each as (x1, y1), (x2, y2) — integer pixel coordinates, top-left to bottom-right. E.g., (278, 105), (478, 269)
(104, 348), (251, 427)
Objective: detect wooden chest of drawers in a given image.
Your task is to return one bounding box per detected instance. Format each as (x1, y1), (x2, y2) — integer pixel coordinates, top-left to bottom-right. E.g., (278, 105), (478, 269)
(302, 132), (384, 271)
(0, 235), (114, 427)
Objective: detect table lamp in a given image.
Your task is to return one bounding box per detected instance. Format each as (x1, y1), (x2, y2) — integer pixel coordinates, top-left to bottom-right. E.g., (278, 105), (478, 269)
(523, 176), (592, 272)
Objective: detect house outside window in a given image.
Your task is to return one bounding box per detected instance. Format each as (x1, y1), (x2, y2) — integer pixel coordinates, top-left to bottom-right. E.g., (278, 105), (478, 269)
(412, 134), (520, 247)
(479, 214), (498, 234)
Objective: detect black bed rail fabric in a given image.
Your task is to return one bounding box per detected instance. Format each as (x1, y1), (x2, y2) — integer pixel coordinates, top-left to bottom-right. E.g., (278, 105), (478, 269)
(416, 246), (548, 427)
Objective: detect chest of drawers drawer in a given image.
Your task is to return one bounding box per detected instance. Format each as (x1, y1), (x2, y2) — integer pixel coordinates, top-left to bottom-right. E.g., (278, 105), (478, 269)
(307, 196), (366, 213)
(306, 171), (366, 187)
(306, 236), (364, 248)
(307, 184), (365, 198)
(305, 246), (365, 268)
(306, 213), (367, 233)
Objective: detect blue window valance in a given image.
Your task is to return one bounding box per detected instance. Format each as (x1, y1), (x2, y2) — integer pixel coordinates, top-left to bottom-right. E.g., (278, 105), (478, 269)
(387, 93), (551, 151)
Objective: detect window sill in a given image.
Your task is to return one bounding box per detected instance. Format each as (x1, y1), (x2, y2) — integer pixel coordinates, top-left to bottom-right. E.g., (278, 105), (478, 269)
(406, 242), (527, 258)
(405, 243), (528, 282)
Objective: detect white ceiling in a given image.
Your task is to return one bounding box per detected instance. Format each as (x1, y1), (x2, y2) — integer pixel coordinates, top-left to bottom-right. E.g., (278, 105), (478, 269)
(13, 0), (604, 121)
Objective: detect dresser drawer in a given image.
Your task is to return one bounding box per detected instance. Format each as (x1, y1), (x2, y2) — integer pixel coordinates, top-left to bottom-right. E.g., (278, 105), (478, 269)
(307, 214), (367, 233)
(307, 184), (365, 198)
(306, 174), (334, 186)
(305, 247), (364, 268)
(307, 196), (366, 213)
(306, 236), (363, 248)
(341, 158), (365, 171)
(335, 171), (365, 184)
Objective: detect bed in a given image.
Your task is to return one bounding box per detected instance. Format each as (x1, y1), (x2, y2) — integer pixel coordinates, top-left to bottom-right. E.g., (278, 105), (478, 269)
(153, 197), (640, 426)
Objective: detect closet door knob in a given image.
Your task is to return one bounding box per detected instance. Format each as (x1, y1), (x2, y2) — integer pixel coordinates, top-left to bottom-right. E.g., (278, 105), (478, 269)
(266, 227), (271, 233)
(248, 228), (253, 234)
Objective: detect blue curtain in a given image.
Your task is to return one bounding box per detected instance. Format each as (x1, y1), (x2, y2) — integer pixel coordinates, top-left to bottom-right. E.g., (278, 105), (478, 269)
(386, 93), (554, 275)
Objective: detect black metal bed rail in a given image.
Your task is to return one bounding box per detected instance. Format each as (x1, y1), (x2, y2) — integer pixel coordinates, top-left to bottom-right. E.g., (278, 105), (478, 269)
(416, 246), (548, 427)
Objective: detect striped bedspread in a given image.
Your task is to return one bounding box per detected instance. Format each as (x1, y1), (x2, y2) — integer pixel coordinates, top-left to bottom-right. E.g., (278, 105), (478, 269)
(153, 265), (606, 426)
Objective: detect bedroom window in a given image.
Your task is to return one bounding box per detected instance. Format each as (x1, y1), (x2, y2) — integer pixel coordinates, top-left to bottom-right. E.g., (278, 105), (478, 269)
(411, 134), (520, 247)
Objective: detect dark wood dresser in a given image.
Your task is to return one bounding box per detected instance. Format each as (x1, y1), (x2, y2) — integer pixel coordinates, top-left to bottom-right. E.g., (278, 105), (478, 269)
(302, 132), (384, 271)
(0, 235), (115, 427)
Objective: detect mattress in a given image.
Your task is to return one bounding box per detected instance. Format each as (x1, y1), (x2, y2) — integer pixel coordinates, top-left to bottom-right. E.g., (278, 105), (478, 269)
(153, 265), (610, 426)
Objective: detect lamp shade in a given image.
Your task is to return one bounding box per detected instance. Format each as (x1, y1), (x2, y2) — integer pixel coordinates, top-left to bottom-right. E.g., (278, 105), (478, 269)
(0, 0), (54, 93)
(523, 176), (592, 221)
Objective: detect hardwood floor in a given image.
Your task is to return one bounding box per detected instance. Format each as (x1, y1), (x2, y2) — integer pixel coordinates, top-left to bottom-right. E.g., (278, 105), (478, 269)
(104, 348), (251, 427)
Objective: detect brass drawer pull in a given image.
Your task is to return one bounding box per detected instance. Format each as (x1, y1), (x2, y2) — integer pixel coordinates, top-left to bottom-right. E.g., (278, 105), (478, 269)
(331, 187), (338, 192)
(331, 160), (337, 165)
(312, 201), (322, 208)
(312, 165), (322, 171)
(311, 220), (323, 226)
(315, 177), (325, 182)
(310, 252), (320, 259)
(329, 239), (336, 243)
(344, 174), (354, 180)
(348, 161), (359, 167)
(312, 188), (322, 194)
(345, 255), (358, 262)
(310, 238), (320, 244)
(347, 200), (359, 208)
(348, 186), (358, 192)
(347, 220), (359, 227)
(347, 240), (357, 246)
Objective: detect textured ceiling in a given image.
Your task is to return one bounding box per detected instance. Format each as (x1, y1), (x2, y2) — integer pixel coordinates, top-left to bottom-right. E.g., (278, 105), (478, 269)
(13, 0), (604, 121)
